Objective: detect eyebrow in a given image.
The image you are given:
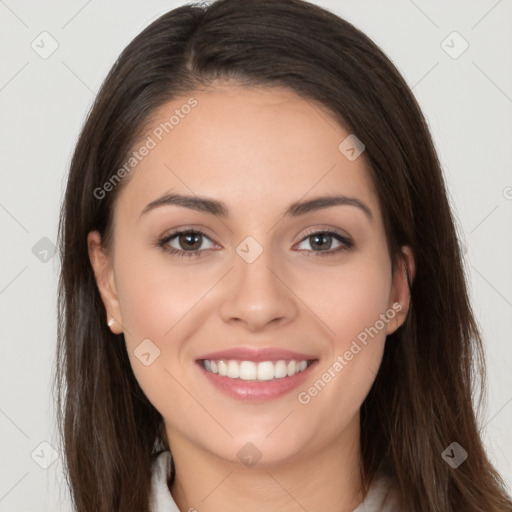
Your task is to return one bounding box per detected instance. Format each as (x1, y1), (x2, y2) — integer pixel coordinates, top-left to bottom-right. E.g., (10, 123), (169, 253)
(139, 192), (373, 222)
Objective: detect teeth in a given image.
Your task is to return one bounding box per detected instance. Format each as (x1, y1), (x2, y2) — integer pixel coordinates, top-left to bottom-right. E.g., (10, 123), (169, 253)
(227, 360), (239, 378)
(239, 361), (257, 380)
(202, 359), (311, 381)
(218, 360), (227, 376)
(274, 360), (287, 378)
(257, 361), (275, 381)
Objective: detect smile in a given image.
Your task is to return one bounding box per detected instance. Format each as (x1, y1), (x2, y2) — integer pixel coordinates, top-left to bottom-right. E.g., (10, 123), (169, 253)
(195, 346), (319, 401)
(201, 358), (313, 381)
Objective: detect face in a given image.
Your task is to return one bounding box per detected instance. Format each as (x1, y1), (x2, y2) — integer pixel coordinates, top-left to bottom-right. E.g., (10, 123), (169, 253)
(88, 83), (414, 467)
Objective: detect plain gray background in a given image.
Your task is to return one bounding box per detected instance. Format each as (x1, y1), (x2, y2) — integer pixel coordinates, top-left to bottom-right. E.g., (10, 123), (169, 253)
(0, 1), (511, 510)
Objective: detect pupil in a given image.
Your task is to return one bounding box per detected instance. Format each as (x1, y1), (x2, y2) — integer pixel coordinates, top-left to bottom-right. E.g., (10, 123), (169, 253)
(180, 232), (201, 250)
(311, 233), (331, 251)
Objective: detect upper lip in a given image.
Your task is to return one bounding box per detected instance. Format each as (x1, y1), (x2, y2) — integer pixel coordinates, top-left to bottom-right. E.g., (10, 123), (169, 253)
(197, 346), (318, 362)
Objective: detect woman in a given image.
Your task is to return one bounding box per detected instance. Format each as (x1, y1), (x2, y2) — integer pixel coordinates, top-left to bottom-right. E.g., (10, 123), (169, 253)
(55, 0), (512, 510)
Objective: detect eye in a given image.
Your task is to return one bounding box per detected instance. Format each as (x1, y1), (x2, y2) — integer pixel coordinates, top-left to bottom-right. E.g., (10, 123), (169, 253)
(157, 227), (353, 259)
(158, 229), (217, 258)
(295, 229), (353, 257)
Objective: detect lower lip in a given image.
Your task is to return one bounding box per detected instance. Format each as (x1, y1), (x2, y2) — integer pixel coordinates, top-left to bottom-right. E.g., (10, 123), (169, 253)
(197, 361), (318, 402)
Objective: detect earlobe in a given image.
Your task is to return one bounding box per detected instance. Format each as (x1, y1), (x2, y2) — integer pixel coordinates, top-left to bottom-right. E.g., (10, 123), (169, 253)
(87, 231), (124, 333)
(386, 245), (415, 335)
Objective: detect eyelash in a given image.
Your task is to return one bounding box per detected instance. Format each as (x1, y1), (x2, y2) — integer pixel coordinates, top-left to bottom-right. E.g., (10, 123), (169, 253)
(157, 228), (353, 259)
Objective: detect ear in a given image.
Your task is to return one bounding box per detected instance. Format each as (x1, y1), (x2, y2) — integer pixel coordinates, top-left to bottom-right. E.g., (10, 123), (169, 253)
(87, 230), (124, 334)
(386, 245), (415, 335)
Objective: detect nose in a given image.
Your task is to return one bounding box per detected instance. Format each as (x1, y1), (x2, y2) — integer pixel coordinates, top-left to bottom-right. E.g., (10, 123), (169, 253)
(219, 247), (299, 332)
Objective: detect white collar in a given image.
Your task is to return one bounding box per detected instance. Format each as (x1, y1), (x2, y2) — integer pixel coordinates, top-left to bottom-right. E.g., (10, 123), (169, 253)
(149, 451), (180, 512)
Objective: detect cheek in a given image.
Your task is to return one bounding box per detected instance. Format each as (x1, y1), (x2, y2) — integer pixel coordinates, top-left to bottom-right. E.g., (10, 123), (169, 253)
(293, 252), (392, 417)
(296, 250), (393, 347)
(112, 244), (224, 417)
(114, 244), (217, 343)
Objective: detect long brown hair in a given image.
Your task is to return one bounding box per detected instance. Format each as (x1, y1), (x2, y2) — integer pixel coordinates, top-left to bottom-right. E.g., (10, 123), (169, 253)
(55, 0), (512, 510)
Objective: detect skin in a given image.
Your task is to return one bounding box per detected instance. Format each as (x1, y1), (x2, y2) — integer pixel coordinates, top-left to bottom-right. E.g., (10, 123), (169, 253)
(88, 82), (415, 512)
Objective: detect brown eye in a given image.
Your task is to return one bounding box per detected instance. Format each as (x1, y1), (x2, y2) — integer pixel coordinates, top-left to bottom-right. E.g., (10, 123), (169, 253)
(176, 231), (203, 251)
(158, 229), (217, 258)
(296, 230), (353, 257)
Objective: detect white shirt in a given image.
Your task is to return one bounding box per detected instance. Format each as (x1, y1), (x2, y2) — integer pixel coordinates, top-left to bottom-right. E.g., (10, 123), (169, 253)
(149, 450), (403, 511)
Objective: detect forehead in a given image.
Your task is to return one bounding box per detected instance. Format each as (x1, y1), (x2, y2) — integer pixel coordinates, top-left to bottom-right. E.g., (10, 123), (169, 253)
(116, 83), (379, 222)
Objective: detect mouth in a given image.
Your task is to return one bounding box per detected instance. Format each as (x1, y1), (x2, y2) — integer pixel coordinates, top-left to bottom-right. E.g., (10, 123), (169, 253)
(195, 347), (319, 401)
(200, 358), (315, 381)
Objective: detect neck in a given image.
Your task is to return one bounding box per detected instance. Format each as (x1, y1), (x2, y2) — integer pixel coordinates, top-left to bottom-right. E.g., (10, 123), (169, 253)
(168, 417), (364, 512)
